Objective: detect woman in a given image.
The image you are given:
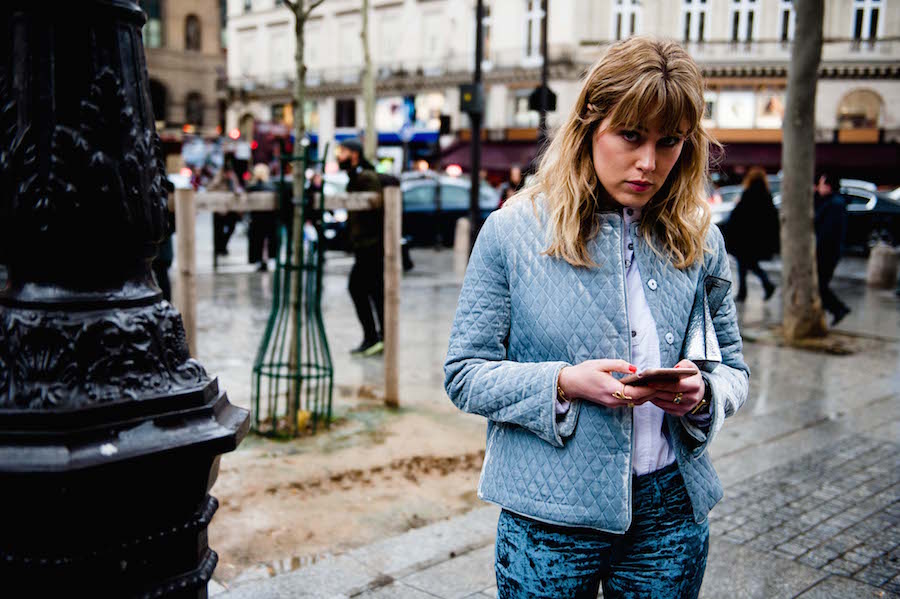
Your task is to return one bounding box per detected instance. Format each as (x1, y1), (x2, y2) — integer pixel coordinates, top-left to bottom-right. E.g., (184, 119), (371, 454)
(444, 36), (749, 599)
(726, 167), (779, 301)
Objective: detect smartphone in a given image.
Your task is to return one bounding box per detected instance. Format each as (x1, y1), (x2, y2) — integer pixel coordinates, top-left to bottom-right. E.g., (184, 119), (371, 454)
(620, 367), (699, 387)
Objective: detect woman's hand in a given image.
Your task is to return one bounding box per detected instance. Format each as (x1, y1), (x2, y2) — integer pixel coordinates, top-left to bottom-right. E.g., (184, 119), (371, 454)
(644, 359), (706, 417)
(558, 360), (657, 409)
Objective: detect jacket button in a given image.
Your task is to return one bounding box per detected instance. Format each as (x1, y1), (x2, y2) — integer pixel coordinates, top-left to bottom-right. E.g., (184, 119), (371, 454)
(665, 332), (675, 344)
(647, 279), (658, 291)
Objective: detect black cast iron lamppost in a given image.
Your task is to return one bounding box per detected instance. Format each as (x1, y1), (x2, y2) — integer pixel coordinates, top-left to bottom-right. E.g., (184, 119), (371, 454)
(0, 2), (249, 596)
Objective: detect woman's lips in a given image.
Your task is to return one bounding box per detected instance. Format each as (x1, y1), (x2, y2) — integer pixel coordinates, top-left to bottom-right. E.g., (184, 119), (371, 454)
(626, 181), (652, 192)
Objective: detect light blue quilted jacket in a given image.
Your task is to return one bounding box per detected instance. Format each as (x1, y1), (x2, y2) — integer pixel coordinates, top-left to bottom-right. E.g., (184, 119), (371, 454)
(444, 198), (749, 533)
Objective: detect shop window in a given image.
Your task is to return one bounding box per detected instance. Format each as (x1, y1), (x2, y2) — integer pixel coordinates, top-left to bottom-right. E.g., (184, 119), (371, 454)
(837, 89), (883, 129)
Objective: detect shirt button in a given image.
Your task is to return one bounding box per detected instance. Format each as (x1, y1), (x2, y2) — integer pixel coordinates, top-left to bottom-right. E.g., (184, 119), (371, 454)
(665, 332), (675, 344)
(647, 279), (658, 290)
(627, 208), (634, 216)
(628, 243), (633, 250)
(631, 330), (637, 338)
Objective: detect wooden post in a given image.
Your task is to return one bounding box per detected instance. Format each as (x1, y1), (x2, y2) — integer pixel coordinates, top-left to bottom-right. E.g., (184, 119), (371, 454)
(174, 188), (198, 358)
(383, 186), (402, 408)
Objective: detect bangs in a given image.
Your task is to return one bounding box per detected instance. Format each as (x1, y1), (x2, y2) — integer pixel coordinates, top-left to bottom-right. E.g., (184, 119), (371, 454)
(604, 74), (700, 137)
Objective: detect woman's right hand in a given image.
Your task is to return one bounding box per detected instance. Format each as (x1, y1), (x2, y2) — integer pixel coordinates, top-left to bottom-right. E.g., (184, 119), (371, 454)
(557, 360), (656, 409)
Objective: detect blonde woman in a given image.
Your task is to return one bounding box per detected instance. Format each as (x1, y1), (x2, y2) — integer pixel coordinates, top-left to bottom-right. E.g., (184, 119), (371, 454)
(444, 37), (748, 598)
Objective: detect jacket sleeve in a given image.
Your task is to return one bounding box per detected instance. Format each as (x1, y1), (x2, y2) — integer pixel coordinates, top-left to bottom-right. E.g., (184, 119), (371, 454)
(443, 213), (577, 448)
(679, 225), (750, 457)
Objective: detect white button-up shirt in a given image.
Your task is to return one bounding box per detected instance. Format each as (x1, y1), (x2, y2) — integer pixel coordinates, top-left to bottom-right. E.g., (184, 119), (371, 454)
(555, 207), (678, 475)
(623, 207), (676, 475)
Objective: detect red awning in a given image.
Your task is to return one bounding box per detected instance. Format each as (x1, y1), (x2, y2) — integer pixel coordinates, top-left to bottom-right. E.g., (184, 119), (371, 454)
(440, 141), (539, 172)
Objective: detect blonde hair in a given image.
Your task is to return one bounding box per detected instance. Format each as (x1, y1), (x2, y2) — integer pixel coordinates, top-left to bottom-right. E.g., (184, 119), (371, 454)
(512, 36), (717, 269)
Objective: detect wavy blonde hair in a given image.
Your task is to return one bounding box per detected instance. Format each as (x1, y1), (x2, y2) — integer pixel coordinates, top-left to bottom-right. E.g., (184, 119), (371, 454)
(512, 36), (717, 269)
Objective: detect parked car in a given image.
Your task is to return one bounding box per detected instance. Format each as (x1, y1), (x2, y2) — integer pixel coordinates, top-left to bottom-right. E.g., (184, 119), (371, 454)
(320, 173), (499, 250)
(771, 185), (899, 255)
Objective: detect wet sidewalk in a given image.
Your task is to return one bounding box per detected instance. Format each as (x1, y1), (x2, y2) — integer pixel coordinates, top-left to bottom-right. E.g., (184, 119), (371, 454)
(186, 217), (900, 599)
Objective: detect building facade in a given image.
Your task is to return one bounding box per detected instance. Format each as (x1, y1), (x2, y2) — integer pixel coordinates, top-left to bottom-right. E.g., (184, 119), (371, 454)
(226, 0), (899, 181)
(141, 0), (228, 152)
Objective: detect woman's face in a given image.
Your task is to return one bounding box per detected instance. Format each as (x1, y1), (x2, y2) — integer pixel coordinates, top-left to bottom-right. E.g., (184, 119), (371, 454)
(591, 115), (688, 211)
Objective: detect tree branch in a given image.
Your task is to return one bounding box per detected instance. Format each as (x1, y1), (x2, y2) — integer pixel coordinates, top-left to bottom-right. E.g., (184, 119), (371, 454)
(283, 0), (297, 12)
(302, 0), (326, 20)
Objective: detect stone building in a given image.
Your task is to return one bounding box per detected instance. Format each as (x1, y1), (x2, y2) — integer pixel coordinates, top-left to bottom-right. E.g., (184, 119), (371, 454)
(140, 0), (228, 154)
(225, 0), (899, 181)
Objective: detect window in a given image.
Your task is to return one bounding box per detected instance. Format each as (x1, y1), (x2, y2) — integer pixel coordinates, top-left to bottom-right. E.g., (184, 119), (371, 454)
(140, 0), (164, 48)
(779, 0), (795, 43)
(335, 99), (356, 128)
(378, 9), (401, 64)
(510, 88), (538, 128)
(403, 183), (437, 210)
(852, 0), (882, 47)
(682, 0), (708, 43)
(185, 92), (204, 126)
(612, 0), (641, 41)
(244, 0), (252, 12)
(185, 14), (201, 51)
(837, 89), (883, 128)
(149, 79), (168, 123)
(523, 0), (544, 63)
(730, 0), (756, 44)
(220, 0), (228, 49)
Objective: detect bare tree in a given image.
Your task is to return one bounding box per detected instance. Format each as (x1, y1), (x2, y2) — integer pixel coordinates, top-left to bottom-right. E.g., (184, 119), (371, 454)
(780, 0), (827, 342)
(284, 0), (326, 198)
(361, 0), (377, 159)
(283, 0), (326, 434)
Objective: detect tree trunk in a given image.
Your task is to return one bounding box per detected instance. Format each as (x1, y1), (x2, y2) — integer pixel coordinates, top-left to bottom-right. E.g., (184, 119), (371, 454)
(361, 0), (377, 159)
(781, 0), (826, 342)
(292, 2), (307, 204)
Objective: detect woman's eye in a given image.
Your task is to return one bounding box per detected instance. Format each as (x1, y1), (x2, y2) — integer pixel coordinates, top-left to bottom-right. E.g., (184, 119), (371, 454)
(621, 130), (639, 142)
(660, 137), (681, 147)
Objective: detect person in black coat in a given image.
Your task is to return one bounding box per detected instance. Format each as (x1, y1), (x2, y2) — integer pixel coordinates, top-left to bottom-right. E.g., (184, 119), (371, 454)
(337, 138), (384, 356)
(725, 166), (779, 301)
(814, 172), (851, 325)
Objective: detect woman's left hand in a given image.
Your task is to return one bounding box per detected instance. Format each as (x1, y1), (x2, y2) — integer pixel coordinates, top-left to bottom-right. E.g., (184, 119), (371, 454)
(644, 359), (705, 417)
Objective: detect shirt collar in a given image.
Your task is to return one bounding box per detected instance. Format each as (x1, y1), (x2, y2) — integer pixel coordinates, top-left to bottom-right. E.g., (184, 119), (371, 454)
(623, 206), (642, 225)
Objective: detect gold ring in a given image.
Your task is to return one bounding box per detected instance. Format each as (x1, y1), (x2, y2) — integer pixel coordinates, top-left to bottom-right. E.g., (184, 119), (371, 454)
(613, 383), (633, 402)
(673, 392), (683, 405)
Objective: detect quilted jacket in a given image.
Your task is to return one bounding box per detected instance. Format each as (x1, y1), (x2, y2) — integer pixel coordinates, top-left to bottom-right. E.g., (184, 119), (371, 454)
(444, 198), (750, 533)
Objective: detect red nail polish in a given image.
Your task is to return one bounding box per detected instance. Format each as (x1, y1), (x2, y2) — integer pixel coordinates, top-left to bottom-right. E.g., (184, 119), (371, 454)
(674, 365), (681, 368)
(629, 366), (637, 373)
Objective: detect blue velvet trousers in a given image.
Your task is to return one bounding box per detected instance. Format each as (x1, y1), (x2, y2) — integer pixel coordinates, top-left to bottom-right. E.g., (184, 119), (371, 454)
(495, 464), (709, 599)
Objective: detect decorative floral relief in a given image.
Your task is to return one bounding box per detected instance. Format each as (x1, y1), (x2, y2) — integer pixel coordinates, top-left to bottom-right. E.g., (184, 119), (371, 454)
(0, 302), (208, 410)
(0, 66), (169, 273)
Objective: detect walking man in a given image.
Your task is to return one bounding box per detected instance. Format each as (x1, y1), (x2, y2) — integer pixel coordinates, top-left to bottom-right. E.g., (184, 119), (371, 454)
(814, 172), (851, 326)
(337, 139), (385, 356)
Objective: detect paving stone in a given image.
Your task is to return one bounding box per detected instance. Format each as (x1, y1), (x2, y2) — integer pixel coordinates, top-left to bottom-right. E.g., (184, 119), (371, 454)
(822, 558), (862, 576)
(699, 539), (826, 599)
(357, 582), (444, 599)
(795, 574), (899, 598)
(401, 546), (496, 599)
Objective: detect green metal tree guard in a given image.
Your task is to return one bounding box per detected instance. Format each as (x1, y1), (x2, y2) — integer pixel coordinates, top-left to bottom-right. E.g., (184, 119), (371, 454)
(251, 145), (333, 436)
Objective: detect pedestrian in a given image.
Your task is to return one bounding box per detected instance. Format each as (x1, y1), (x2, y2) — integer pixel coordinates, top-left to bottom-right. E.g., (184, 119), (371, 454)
(207, 154), (243, 256)
(814, 172), (851, 325)
(725, 166), (778, 301)
(498, 165), (524, 208)
(337, 138), (385, 356)
(444, 36), (749, 599)
(247, 163), (277, 271)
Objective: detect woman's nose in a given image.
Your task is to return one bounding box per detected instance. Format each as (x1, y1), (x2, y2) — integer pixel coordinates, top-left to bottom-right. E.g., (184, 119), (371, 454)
(636, 144), (656, 172)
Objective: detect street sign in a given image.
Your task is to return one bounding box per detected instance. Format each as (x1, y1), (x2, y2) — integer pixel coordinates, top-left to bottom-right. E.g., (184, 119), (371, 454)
(528, 84), (557, 112)
(399, 121), (415, 143)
